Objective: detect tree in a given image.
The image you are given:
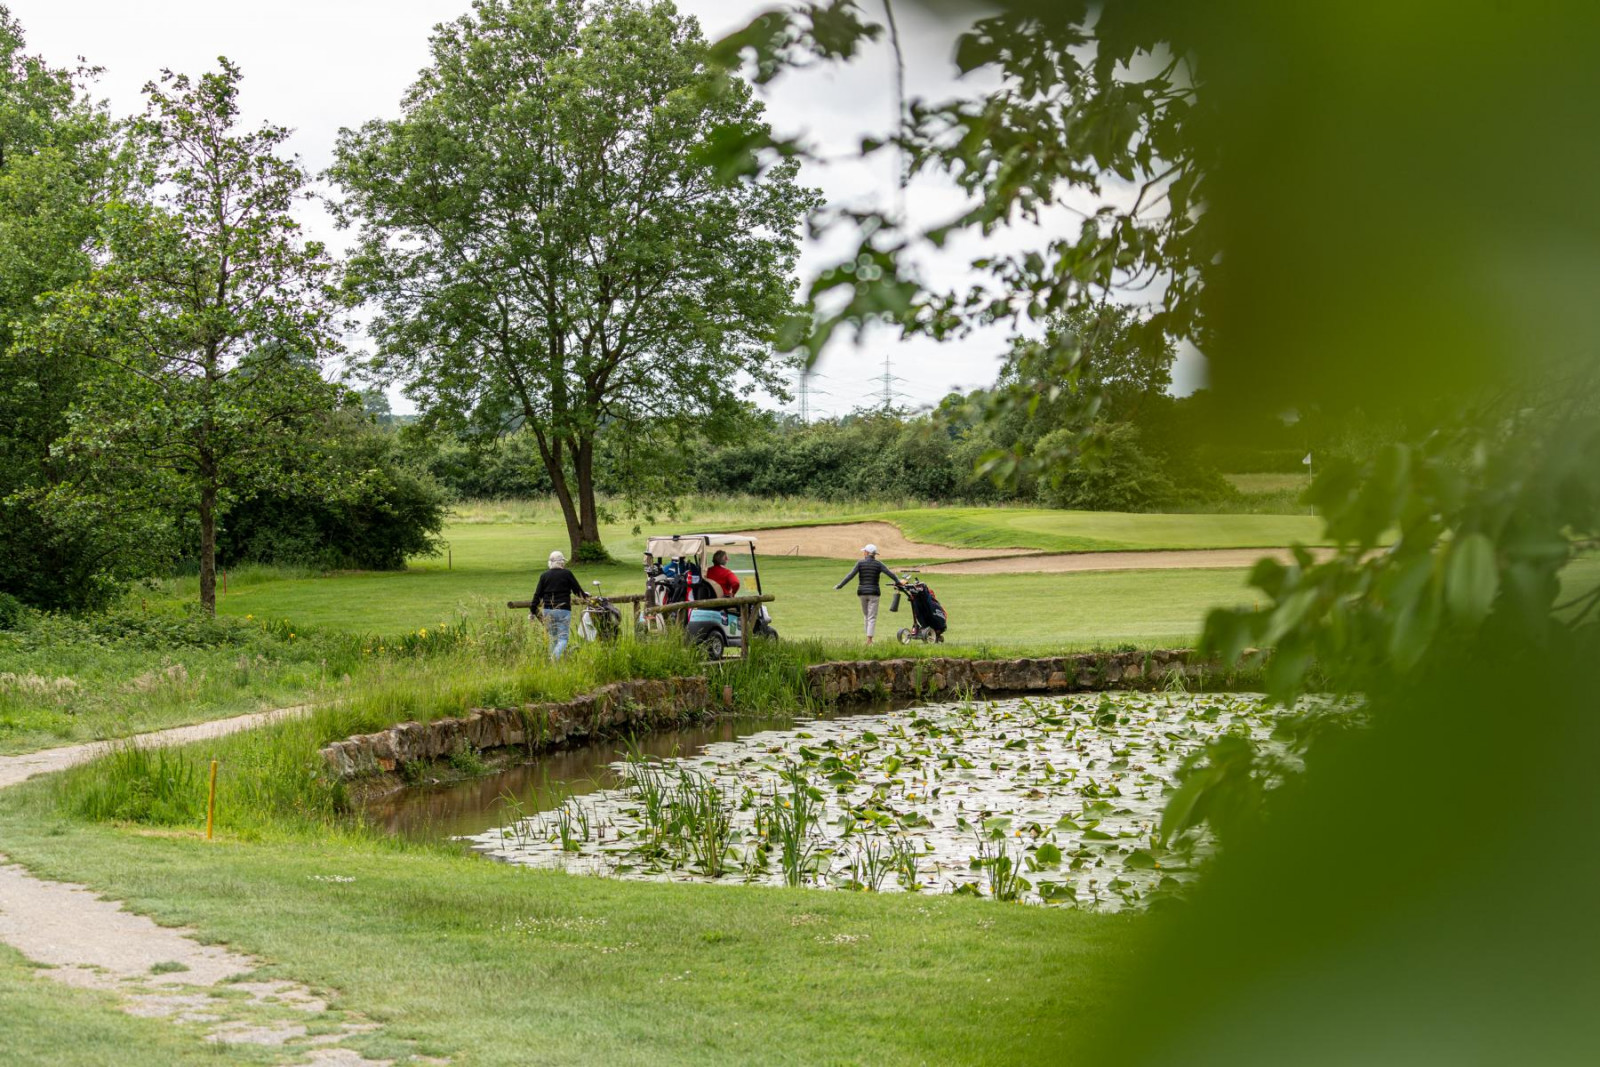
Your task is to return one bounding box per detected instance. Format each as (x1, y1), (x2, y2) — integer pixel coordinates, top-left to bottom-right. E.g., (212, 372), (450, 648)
(39, 60), (346, 614)
(331, 0), (815, 560)
(0, 6), (130, 608)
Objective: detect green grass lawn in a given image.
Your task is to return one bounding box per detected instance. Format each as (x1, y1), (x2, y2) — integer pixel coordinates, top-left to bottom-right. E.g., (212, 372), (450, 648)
(0, 792), (1138, 1066)
(204, 521), (1263, 643)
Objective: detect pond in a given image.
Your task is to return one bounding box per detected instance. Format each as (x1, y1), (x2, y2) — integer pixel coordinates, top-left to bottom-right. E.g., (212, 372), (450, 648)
(385, 691), (1290, 911)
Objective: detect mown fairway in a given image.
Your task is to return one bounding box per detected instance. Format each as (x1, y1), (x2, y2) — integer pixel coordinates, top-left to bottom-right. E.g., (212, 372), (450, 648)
(206, 517), (1272, 645)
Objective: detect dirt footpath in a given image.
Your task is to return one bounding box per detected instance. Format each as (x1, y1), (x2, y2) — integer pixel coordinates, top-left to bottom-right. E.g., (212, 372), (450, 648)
(0, 705), (435, 1065)
(732, 522), (1037, 560)
(0, 704), (311, 790)
(923, 546), (1337, 575)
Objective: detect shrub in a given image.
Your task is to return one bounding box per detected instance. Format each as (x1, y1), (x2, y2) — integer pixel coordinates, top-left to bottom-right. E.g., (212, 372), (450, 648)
(218, 415), (447, 571)
(0, 591), (23, 630)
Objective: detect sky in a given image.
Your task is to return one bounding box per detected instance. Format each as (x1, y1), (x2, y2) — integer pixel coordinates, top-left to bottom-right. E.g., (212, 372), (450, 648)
(11, 0), (1204, 418)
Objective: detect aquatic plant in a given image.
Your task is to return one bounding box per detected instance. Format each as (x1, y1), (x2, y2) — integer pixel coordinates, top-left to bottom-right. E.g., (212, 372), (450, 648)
(674, 768), (734, 876)
(972, 834), (1030, 903)
(848, 840), (892, 891)
(889, 838), (920, 890)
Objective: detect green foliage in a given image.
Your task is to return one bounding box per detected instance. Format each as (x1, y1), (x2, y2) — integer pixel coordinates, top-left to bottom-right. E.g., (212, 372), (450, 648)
(711, 2), (1600, 1058)
(0, 591), (21, 630)
(219, 412), (447, 571)
(35, 58), (349, 614)
(0, 9), (137, 611)
(332, 0), (818, 559)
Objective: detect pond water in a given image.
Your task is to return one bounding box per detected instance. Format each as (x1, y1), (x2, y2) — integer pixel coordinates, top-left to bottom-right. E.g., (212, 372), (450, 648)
(403, 691), (1288, 911)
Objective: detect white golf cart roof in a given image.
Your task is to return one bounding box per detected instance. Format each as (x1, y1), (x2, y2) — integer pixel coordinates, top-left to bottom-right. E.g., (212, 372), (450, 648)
(646, 533), (757, 558)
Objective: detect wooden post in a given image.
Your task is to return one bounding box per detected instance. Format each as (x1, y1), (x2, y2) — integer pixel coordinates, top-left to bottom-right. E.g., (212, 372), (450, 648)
(206, 760), (218, 841)
(221, 570), (227, 596)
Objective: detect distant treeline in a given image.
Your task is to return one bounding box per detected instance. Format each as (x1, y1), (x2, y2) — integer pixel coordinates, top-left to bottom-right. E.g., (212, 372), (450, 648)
(396, 386), (1398, 513)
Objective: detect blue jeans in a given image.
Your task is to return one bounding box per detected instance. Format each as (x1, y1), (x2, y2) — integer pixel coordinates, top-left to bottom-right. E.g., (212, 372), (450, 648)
(543, 608), (572, 660)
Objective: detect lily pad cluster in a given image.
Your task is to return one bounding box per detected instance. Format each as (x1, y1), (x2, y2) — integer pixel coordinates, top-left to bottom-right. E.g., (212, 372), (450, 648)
(467, 692), (1287, 910)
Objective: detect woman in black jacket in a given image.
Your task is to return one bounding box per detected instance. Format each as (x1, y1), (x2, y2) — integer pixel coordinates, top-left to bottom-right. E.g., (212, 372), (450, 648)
(532, 550), (588, 660)
(834, 543), (901, 645)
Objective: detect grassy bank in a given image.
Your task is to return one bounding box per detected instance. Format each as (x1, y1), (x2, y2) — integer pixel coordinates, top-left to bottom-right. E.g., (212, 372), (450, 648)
(0, 789), (1139, 1065)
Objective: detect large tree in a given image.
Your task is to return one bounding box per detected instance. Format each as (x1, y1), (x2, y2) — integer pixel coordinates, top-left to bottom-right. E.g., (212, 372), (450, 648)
(331, 0), (815, 559)
(39, 60), (346, 614)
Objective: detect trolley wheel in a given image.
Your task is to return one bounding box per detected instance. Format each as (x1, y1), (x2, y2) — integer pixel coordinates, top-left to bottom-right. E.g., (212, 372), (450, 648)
(921, 629), (938, 644)
(934, 632), (945, 644)
(897, 628), (912, 645)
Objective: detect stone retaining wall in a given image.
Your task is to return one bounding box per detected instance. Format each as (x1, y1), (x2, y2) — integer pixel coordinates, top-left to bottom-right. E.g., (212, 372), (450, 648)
(321, 649), (1212, 782)
(806, 649), (1206, 703)
(321, 676), (712, 781)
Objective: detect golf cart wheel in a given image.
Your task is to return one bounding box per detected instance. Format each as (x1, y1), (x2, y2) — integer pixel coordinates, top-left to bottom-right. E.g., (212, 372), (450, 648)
(758, 626), (779, 642)
(700, 630), (727, 661)
(897, 628), (912, 645)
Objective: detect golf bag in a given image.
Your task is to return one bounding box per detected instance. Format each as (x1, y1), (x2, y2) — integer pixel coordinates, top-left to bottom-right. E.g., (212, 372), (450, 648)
(896, 578), (948, 644)
(906, 581), (948, 634)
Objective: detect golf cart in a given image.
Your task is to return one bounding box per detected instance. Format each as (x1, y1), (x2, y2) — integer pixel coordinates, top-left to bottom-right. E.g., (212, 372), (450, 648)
(644, 533), (777, 659)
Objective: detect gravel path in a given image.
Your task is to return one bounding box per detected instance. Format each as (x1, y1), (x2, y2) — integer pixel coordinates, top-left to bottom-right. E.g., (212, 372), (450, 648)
(0, 704), (312, 790)
(0, 705), (435, 1064)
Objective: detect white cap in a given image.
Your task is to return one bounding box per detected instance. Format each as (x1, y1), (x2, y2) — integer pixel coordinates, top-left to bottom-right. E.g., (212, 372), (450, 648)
(548, 550), (566, 567)
(862, 543), (878, 555)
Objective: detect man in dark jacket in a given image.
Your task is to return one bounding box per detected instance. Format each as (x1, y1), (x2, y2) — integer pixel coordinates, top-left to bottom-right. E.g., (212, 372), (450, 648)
(532, 550), (588, 660)
(834, 543), (900, 645)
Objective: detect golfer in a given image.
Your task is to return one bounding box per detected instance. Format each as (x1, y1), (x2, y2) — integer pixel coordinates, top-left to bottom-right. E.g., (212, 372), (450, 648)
(834, 543), (901, 645)
(531, 550), (588, 661)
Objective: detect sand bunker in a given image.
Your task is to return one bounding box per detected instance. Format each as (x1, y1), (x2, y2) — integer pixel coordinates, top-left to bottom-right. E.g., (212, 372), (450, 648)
(923, 546), (1337, 576)
(731, 522), (1038, 561)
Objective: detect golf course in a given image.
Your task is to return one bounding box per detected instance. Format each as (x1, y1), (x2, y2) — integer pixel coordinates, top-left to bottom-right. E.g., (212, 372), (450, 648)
(0, 503), (1306, 1066)
(3, 0), (1596, 1062)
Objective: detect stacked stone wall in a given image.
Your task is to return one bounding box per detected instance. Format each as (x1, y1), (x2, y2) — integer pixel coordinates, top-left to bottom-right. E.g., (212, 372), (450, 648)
(321, 649), (1214, 783)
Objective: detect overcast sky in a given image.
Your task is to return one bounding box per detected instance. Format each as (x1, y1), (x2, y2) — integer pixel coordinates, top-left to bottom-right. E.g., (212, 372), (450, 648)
(11, 0), (1203, 418)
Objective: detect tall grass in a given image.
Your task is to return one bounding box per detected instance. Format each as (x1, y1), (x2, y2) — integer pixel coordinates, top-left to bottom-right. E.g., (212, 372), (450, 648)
(47, 621), (809, 838)
(43, 608), (1171, 840)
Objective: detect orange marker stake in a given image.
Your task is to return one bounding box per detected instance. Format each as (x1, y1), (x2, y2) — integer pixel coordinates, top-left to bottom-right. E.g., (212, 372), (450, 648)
(206, 760), (218, 840)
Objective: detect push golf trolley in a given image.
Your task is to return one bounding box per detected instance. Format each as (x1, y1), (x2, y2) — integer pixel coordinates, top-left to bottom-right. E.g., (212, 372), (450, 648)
(892, 571), (949, 644)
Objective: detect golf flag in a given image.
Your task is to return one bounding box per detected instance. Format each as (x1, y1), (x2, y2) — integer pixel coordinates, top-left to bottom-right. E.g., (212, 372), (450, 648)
(1303, 453), (1312, 465)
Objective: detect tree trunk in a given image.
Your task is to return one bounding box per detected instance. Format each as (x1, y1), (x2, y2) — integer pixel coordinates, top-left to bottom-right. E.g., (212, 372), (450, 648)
(574, 435), (604, 559)
(198, 481), (217, 616)
(531, 428), (584, 558)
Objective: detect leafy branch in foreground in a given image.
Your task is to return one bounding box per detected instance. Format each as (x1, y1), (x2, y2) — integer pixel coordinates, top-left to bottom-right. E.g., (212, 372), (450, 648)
(1202, 397), (1600, 700)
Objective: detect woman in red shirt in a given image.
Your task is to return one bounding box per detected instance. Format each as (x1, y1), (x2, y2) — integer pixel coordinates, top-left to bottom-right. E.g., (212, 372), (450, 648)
(706, 550), (741, 597)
